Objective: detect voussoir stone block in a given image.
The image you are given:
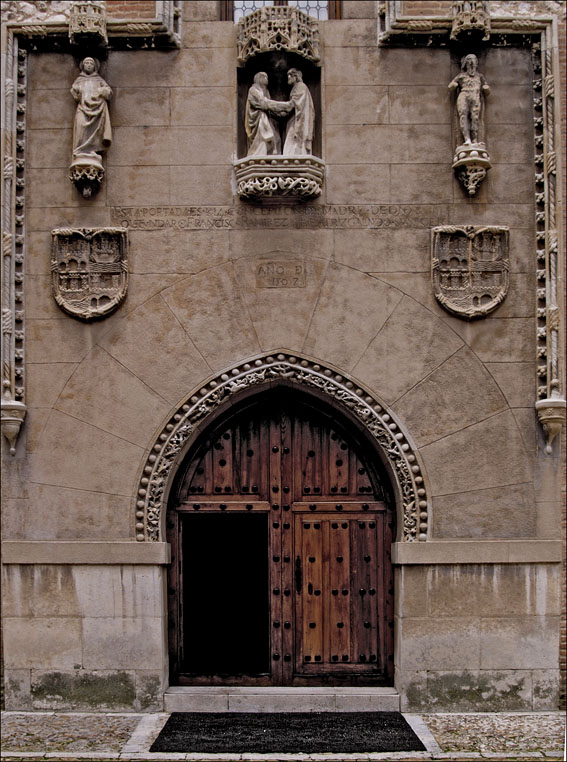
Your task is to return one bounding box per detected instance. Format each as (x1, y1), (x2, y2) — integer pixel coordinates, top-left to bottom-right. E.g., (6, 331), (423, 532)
(393, 345), (507, 447)
(100, 294), (210, 406)
(420, 410), (532, 496)
(161, 264), (260, 371)
(55, 346), (170, 447)
(28, 410), (143, 495)
(233, 255), (328, 353)
(432, 482), (536, 539)
(354, 295), (463, 403)
(303, 265), (402, 372)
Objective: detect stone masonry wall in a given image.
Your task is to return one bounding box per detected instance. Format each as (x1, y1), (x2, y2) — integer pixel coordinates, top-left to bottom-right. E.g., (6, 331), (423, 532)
(1, 0), (565, 711)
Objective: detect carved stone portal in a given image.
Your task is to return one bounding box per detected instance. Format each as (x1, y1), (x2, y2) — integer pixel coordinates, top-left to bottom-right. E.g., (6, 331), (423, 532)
(432, 226), (509, 320)
(449, 54), (491, 196)
(51, 228), (127, 320)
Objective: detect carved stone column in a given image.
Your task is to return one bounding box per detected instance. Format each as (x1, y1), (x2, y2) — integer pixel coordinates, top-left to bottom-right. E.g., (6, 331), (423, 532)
(1, 35), (27, 456)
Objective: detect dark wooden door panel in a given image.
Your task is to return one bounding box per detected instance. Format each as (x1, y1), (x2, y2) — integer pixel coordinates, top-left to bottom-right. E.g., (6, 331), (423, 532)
(168, 392), (394, 686)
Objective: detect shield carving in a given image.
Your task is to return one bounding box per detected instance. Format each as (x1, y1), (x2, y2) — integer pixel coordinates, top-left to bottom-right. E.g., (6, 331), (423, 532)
(51, 228), (128, 320)
(432, 226), (509, 319)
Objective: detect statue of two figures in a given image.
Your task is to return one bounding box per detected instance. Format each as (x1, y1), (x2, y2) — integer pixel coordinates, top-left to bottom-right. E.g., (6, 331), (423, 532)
(449, 53), (491, 196)
(245, 68), (314, 157)
(69, 56), (112, 198)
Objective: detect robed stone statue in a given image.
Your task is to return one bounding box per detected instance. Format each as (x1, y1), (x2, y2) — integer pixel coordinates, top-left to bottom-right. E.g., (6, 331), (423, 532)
(71, 57), (112, 161)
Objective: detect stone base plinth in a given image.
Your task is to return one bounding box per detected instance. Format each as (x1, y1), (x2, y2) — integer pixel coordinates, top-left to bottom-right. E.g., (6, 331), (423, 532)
(234, 156), (325, 200)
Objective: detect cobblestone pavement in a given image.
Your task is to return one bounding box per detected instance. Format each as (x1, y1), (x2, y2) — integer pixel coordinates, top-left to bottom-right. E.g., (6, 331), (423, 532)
(0, 711), (565, 761)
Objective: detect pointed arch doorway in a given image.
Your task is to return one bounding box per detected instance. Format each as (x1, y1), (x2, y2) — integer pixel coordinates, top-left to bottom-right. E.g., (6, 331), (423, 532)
(167, 388), (395, 687)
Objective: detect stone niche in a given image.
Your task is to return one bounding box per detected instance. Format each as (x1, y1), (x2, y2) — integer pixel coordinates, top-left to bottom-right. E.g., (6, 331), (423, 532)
(234, 6), (324, 201)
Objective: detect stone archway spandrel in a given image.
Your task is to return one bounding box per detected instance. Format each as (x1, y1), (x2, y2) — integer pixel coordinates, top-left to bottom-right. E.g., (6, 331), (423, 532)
(135, 352), (431, 544)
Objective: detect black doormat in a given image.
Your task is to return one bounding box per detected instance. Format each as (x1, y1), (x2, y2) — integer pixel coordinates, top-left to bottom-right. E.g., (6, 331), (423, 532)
(150, 712), (426, 754)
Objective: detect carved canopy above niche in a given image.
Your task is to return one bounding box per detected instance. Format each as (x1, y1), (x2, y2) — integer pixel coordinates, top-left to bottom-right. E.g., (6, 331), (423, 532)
(236, 6), (321, 66)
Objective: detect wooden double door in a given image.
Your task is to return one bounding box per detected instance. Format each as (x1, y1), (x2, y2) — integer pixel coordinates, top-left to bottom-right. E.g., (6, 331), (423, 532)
(168, 391), (394, 686)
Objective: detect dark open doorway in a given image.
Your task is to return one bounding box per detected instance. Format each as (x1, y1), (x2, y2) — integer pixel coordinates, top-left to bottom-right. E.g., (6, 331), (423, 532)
(181, 513), (269, 677)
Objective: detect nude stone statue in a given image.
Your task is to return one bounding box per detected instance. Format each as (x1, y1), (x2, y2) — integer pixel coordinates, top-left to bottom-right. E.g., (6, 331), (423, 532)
(448, 54), (490, 145)
(245, 72), (289, 156)
(71, 57), (112, 161)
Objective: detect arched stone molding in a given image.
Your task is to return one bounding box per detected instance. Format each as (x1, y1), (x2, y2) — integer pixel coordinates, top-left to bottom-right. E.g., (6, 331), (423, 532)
(135, 352), (430, 544)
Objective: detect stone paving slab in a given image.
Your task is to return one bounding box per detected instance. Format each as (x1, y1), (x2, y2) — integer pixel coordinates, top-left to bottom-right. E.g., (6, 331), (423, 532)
(1, 711), (565, 762)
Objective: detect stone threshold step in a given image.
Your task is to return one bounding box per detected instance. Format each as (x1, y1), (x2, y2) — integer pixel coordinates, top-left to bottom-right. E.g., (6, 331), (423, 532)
(164, 687), (400, 713)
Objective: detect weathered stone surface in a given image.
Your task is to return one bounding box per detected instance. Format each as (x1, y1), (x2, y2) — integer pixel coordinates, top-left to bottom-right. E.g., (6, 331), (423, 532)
(432, 482), (537, 539)
(532, 669), (561, 711)
(396, 566), (428, 618)
(234, 255), (328, 352)
(325, 163), (391, 204)
(54, 346), (170, 447)
(485, 363), (535, 410)
(161, 264), (260, 371)
(424, 564), (561, 618)
(426, 670), (533, 711)
(303, 265), (402, 371)
(354, 296), (463, 403)
(323, 19), (378, 48)
(30, 669), (137, 711)
(28, 410), (143, 495)
(82, 617), (165, 670)
(169, 165), (233, 205)
(2, 483), (132, 540)
(390, 164), (455, 204)
(420, 411), (532, 496)
(106, 166), (171, 206)
(335, 229), (429, 273)
(480, 616), (560, 669)
(171, 87), (233, 126)
(393, 346), (507, 446)
(100, 295), (210, 405)
(326, 85), (389, 125)
(3, 617), (82, 669)
(398, 617), (481, 670)
(112, 87), (170, 127)
(3, 669), (32, 710)
(27, 128), (71, 169)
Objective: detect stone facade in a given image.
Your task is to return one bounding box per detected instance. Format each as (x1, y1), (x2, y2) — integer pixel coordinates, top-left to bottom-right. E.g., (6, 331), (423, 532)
(1, 0), (565, 713)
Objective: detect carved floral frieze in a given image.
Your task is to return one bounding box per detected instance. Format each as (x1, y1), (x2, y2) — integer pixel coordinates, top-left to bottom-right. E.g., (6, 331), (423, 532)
(51, 228), (128, 320)
(432, 226), (509, 320)
(135, 353), (430, 544)
(234, 156), (325, 200)
(450, 1), (491, 41)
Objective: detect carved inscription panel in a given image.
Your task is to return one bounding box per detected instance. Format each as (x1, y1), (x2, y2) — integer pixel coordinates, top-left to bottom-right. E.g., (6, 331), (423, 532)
(256, 260), (306, 288)
(110, 205), (438, 231)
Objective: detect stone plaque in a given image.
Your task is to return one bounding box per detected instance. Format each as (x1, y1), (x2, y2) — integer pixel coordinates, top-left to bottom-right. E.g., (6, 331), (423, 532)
(432, 226), (509, 319)
(51, 228), (128, 320)
(256, 260), (306, 288)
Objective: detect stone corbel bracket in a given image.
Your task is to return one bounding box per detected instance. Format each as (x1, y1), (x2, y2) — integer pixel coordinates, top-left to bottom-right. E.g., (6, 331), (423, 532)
(234, 156), (325, 201)
(532, 33), (566, 455)
(236, 5), (320, 66)
(452, 143), (491, 196)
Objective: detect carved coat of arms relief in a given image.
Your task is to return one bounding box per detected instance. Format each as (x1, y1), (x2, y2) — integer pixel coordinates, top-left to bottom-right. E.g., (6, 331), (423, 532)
(431, 226), (510, 319)
(51, 228), (128, 320)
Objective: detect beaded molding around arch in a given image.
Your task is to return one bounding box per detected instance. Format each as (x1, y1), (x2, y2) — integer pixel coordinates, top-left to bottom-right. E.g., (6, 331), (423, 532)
(135, 353), (430, 543)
